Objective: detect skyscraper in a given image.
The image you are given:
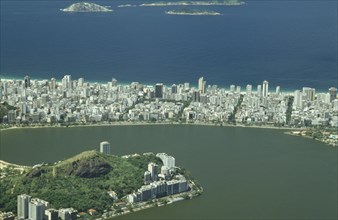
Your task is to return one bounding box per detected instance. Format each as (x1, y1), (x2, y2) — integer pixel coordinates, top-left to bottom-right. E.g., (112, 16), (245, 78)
(155, 83), (163, 98)
(17, 194), (31, 220)
(100, 141), (110, 155)
(198, 77), (206, 94)
(329, 87), (337, 102)
(148, 162), (158, 181)
(262, 80), (269, 97)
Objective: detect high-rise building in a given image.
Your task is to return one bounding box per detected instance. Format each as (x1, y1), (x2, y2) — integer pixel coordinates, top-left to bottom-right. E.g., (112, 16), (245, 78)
(302, 87), (315, 101)
(62, 75), (72, 90)
(58, 208), (77, 220)
(333, 99), (338, 111)
(112, 78), (118, 87)
(155, 83), (163, 98)
(24, 75), (30, 88)
(329, 87), (337, 102)
(230, 85), (235, 93)
(184, 82), (190, 91)
(262, 80), (269, 97)
(17, 194), (31, 220)
(246, 84), (252, 95)
(28, 200), (45, 220)
(236, 86), (241, 94)
(275, 86), (280, 95)
(293, 90), (303, 109)
(164, 156), (175, 169)
(45, 209), (59, 220)
(198, 77), (206, 94)
(100, 141), (110, 155)
(257, 85), (262, 97)
(144, 171), (152, 184)
(50, 78), (56, 90)
(171, 84), (177, 94)
(148, 162), (158, 181)
(193, 91), (200, 102)
(78, 78), (84, 87)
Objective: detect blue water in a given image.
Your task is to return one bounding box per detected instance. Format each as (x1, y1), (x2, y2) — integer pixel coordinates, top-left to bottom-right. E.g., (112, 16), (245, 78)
(1, 0), (337, 90)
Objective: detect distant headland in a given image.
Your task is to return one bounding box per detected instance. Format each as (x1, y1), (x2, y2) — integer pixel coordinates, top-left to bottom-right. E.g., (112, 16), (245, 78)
(61, 2), (113, 13)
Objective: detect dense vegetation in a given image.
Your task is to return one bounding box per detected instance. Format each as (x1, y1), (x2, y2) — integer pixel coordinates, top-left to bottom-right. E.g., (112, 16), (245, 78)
(285, 96), (294, 125)
(228, 94), (244, 124)
(0, 102), (17, 123)
(0, 151), (162, 214)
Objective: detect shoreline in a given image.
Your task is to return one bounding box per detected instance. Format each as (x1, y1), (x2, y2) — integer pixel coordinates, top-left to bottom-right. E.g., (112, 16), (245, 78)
(0, 121), (299, 132)
(1, 74), (329, 94)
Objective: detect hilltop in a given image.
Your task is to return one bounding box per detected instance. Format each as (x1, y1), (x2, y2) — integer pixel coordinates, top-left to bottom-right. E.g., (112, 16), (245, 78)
(0, 151), (163, 213)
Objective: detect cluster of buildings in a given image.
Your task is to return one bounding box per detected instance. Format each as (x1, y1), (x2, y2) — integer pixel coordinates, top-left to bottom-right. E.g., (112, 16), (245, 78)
(127, 153), (188, 204)
(0, 75), (337, 128)
(16, 194), (77, 220)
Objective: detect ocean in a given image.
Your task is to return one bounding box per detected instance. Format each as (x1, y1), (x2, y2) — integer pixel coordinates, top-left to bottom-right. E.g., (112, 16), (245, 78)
(1, 0), (337, 91)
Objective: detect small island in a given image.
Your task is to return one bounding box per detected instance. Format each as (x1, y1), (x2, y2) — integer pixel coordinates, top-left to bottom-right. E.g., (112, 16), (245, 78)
(61, 2), (113, 13)
(166, 9), (222, 16)
(0, 143), (202, 219)
(141, 0), (245, 7)
(117, 4), (138, 8)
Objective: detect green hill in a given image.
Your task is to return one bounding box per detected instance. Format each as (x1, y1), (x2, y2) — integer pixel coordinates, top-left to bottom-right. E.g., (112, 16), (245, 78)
(0, 151), (162, 213)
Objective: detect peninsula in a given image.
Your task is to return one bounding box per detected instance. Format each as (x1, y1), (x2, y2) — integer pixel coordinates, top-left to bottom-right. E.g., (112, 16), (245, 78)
(166, 9), (222, 16)
(0, 146), (202, 219)
(61, 2), (113, 13)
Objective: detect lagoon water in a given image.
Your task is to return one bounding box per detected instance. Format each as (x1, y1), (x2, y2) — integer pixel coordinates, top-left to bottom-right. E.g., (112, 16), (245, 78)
(1, 125), (337, 219)
(1, 0), (337, 90)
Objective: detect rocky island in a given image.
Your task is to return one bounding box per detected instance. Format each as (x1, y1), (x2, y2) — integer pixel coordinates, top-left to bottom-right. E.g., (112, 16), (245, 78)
(61, 2), (113, 13)
(166, 9), (222, 16)
(0, 149), (202, 219)
(141, 0), (245, 7)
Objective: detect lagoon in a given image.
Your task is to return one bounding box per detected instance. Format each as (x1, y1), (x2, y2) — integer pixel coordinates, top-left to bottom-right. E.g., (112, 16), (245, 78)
(0, 125), (337, 219)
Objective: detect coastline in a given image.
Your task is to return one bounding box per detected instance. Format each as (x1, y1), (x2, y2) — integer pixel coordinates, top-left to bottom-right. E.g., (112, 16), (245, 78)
(0, 121), (299, 132)
(4, 122), (336, 148)
(0, 74), (320, 94)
